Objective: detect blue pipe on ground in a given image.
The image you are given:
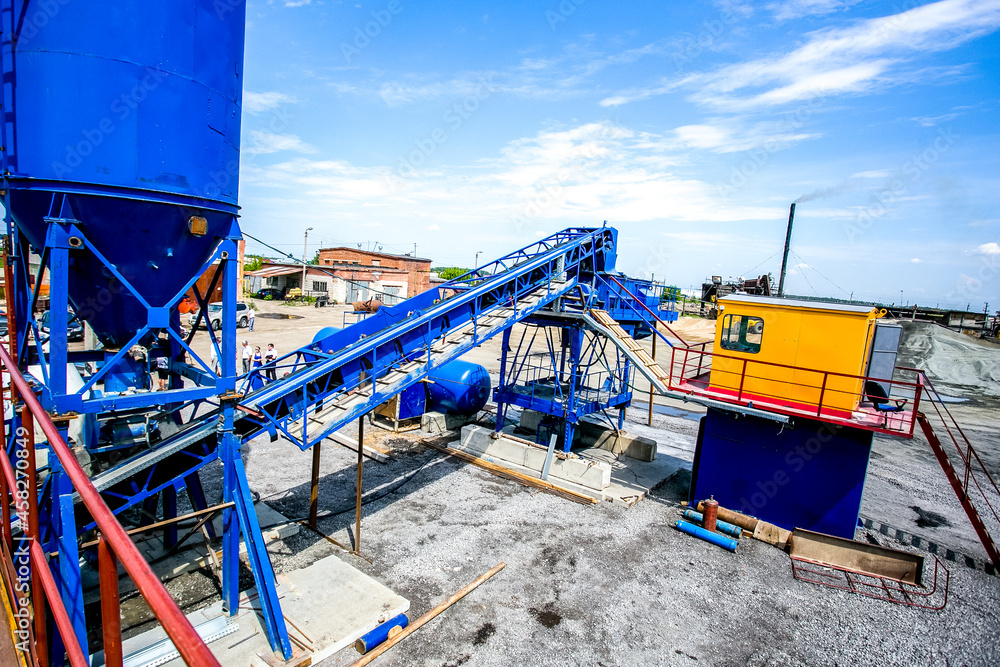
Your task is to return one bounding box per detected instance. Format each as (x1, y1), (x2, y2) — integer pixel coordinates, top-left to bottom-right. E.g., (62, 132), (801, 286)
(682, 510), (743, 538)
(673, 520), (738, 552)
(355, 614), (409, 654)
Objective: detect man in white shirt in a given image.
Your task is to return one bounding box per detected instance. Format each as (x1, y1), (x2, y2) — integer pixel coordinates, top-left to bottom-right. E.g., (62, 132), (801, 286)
(248, 307), (256, 331)
(264, 343), (277, 382)
(241, 340), (252, 374)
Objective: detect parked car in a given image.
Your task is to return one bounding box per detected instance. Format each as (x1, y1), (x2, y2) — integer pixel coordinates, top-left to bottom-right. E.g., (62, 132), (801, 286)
(253, 288), (285, 300)
(0, 311), (7, 338)
(39, 310), (84, 341)
(188, 301), (250, 330)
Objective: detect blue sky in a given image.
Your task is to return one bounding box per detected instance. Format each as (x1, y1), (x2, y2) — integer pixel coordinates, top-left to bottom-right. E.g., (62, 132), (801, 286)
(237, 0), (1000, 310)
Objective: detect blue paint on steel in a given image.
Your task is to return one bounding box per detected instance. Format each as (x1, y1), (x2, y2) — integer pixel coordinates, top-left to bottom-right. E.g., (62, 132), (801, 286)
(313, 326), (342, 343)
(356, 614), (409, 654)
(397, 384), (426, 420)
(236, 227), (618, 451)
(682, 509), (743, 538)
(2, 0), (246, 347)
(674, 520), (738, 552)
(690, 408), (874, 540)
(426, 361), (491, 415)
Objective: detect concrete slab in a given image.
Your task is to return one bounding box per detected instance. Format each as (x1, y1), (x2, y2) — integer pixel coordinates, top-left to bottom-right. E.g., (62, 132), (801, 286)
(117, 553), (409, 667)
(458, 425), (611, 491)
(453, 426), (687, 507)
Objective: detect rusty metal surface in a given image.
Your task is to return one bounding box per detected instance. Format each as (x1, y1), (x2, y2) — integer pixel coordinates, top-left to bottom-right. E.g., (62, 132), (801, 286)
(788, 528), (924, 585)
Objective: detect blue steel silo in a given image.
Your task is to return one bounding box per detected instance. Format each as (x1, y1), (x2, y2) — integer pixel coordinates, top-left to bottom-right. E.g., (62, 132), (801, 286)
(2, 0), (245, 347)
(1, 2), (296, 659)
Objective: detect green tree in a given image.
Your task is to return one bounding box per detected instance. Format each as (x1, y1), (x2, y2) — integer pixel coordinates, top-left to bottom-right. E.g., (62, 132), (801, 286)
(244, 254), (264, 272)
(435, 266), (471, 280)
(310, 251), (320, 265)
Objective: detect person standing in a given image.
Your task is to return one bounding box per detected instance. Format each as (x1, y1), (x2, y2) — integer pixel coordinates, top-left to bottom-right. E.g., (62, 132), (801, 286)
(241, 340), (252, 374)
(264, 343), (278, 382)
(210, 345), (220, 376)
(248, 306), (256, 332)
(155, 355), (170, 391)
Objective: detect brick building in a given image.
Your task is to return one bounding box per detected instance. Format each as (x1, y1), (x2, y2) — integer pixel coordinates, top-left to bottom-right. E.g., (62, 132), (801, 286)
(245, 248), (432, 306)
(314, 247), (431, 304)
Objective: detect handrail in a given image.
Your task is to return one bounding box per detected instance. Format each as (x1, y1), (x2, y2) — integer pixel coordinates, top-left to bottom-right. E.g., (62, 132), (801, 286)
(604, 275), (689, 347)
(668, 345), (922, 437)
(0, 345), (220, 667)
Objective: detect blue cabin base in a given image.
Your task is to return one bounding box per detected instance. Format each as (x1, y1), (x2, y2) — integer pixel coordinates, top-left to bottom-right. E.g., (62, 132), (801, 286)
(689, 408), (874, 539)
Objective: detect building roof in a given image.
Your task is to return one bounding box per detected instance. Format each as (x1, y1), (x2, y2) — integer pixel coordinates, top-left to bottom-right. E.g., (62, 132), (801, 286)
(319, 247), (432, 263)
(719, 294), (879, 315)
(247, 263), (335, 278)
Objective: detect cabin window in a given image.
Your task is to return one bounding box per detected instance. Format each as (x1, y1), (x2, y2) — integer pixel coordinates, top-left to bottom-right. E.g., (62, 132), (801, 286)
(720, 314), (764, 354)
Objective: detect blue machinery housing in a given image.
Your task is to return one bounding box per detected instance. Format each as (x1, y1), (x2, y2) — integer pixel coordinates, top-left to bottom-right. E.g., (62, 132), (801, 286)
(1, 2), (682, 661)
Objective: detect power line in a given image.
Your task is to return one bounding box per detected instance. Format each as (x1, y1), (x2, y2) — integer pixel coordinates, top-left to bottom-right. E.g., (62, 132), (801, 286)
(790, 250), (851, 297)
(242, 231), (400, 301)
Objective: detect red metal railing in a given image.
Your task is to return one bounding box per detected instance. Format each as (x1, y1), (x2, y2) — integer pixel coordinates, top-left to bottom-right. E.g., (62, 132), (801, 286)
(665, 345), (923, 437)
(909, 369), (1000, 570)
(0, 344), (220, 667)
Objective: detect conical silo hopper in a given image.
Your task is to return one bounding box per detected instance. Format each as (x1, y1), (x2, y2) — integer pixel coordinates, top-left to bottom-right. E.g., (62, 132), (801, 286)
(2, 1), (246, 348)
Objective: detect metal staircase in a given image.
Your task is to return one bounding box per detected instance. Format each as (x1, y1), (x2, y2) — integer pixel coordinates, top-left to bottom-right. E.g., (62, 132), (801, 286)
(582, 308), (670, 393)
(915, 372), (1000, 570)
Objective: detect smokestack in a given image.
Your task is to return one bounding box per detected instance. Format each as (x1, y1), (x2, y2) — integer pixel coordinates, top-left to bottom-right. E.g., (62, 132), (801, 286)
(777, 203), (795, 297)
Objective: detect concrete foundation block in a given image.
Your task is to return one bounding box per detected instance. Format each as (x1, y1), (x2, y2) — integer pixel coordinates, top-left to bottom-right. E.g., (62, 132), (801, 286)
(421, 411), (476, 434)
(517, 409), (657, 462)
(458, 425), (611, 491)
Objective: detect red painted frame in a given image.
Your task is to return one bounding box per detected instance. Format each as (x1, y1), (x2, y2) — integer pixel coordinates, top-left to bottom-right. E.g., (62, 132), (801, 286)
(0, 345), (220, 667)
(666, 345), (923, 438)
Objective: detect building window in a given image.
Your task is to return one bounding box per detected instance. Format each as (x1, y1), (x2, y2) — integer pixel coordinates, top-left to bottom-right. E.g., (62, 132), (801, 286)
(312, 281), (328, 292)
(720, 314), (764, 354)
(372, 259), (380, 266)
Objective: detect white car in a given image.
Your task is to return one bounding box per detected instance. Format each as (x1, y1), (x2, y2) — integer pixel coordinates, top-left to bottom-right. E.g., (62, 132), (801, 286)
(188, 302), (250, 330)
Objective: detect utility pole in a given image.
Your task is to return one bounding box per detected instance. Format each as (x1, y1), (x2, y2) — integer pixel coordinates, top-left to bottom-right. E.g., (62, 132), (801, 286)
(301, 227), (313, 297)
(474, 251), (482, 270)
(777, 203), (795, 297)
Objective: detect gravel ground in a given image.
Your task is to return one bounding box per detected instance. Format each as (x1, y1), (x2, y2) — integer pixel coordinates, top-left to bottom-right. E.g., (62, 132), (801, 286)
(174, 303), (1000, 666)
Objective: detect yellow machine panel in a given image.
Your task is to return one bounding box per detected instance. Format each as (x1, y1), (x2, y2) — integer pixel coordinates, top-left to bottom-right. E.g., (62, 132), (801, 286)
(708, 295), (881, 416)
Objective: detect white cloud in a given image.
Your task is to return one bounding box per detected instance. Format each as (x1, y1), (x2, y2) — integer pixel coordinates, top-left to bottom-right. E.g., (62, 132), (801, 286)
(973, 242), (1000, 255)
(244, 131), (318, 156)
(851, 170), (890, 178)
(427, 224), (441, 231)
(768, 0), (862, 21)
(604, 0), (1000, 111)
(243, 91), (296, 114)
(284, 0), (314, 7)
(910, 257), (922, 263)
